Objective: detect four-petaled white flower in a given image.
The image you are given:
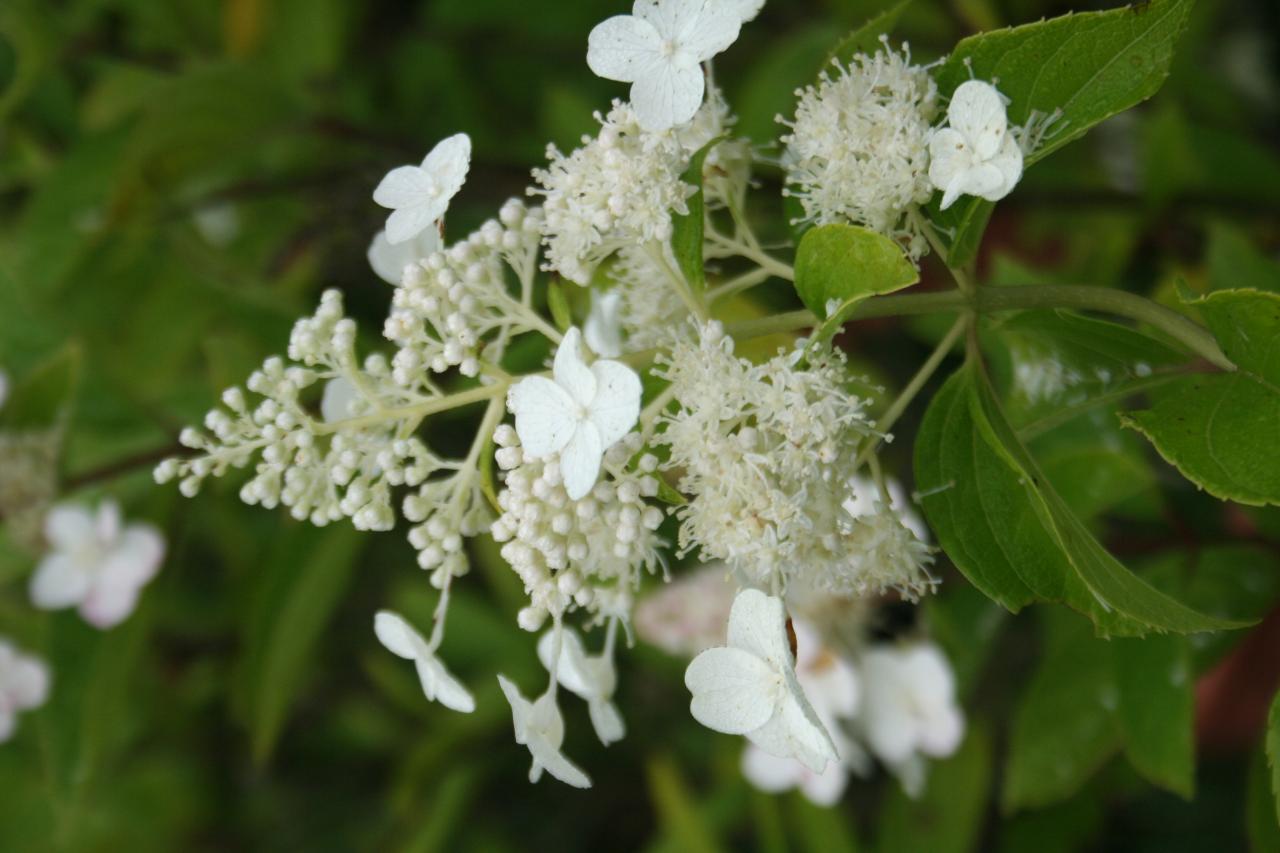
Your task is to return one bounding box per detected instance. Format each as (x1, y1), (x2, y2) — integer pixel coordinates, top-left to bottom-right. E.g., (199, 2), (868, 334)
(587, 0), (745, 132)
(0, 639), (50, 744)
(374, 610), (476, 713)
(507, 327), (641, 500)
(740, 620), (863, 806)
(583, 290), (624, 358)
(373, 133), (471, 244)
(497, 675), (592, 788)
(928, 80), (1023, 210)
(30, 501), (165, 629)
(855, 641), (964, 797)
(685, 588), (839, 772)
(368, 227), (442, 285)
(538, 627), (625, 745)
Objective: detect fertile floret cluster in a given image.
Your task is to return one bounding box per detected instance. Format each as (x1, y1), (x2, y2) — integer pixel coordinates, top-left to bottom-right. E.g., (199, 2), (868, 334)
(781, 42), (938, 257)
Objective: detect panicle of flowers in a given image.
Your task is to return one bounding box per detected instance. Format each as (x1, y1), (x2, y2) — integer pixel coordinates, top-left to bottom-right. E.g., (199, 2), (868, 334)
(491, 427), (665, 633)
(780, 39), (938, 258)
(383, 200), (548, 382)
(606, 245), (693, 352)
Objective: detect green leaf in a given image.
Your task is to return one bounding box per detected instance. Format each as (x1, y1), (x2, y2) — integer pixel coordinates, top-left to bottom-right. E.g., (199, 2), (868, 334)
(1269, 691), (1280, 830)
(793, 223), (919, 341)
(1207, 223), (1280, 295)
(915, 363), (1247, 635)
(823, 0), (912, 71)
(929, 0), (1194, 265)
(0, 342), (81, 431)
(670, 137), (722, 296)
(242, 525), (363, 764)
(546, 279), (573, 332)
(1248, 747), (1280, 853)
(877, 726), (991, 853)
(1112, 634), (1193, 798)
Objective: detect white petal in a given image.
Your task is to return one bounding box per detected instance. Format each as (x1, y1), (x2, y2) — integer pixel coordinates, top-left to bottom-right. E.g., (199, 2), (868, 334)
(96, 500), (122, 543)
(373, 165), (437, 211)
(537, 628), (595, 698)
(959, 163), (1008, 203)
(418, 656), (477, 713)
(560, 421), (604, 501)
(685, 646), (778, 734)
(385, 204), (445, 246)
(368, 228), (440, 285)
(630, 63), (705, 132)
(724, 0), (766, 22)
(801, 759), (850, 806)
(553, 328), (597, 406)
(927, 127), (971, 198)
(588, 699), (626, 745)
(940, 174), (967, 211)
(725, 588), (792, 669)
(948, 80), (1008, 160)
(586, 360), (641, 449)
(587, 15), (663, 83)
(747, 688), (839, 773)
(79, 584), (141, 629)
(99, 524), (165, 591)
(374, 610), (427, 660)
(43, 504), (97, 551)
(7, 657), (50, 710)
(497, 674), (534, 743)
(675, 5), (742, 61)
(507, 376), (579, 458)
(983, 131), (1023, 201)
(741, 744), (804, 793)
(421, 133), (472, 197)
(528, 736), (593, 788)
(29, 554), (92, 610)
(583, 291), (624, 358)
(321, 376), (360, 424)
(919, 706), (964, 757)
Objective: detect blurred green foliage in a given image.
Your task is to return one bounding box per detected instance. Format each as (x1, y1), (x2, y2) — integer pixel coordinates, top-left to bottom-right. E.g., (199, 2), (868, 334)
(0, 0), (1278, 850)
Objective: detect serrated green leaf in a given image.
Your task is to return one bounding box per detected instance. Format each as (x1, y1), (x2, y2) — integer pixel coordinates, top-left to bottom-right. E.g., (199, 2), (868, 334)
(929, 0), (1193, 265)
(1112, 634), (1194, 798)
(823, 0), (912, 71)
(546, 279), (573, 332)
(916, 363), (1247, 635)
(878, 726), (991, 853)
(670, 137), (722, 296)
(793, 223), (919, 341)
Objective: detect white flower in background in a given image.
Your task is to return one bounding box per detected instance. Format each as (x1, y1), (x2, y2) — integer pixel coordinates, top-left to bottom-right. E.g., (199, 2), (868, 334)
(583, 291), (624, 358)
(634, 562), (736, 656)
(374, 610), (475, 713)
(497, 675), (592, 788)
(506, 328), (642, 500)
(30, 501), (165, 629)
(373, 133), (471, 244)
(740, 621), (863, 805)
(538, 627), (625, 745)
(781, 43), (937, 258)
(685, 589), (839, 772)
(928, 80), (1023, 210)
(842, 475), (929, 542)
(855, 641), (964, 797)
(367, 227), (443, 285)
(586, 0), (745, 132)
(0, 640), (49, 744)
(192, 202), (240, 247)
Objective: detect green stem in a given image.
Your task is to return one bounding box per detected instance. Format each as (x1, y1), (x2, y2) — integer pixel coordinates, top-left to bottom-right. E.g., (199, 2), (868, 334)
(315, 382), (506, 435)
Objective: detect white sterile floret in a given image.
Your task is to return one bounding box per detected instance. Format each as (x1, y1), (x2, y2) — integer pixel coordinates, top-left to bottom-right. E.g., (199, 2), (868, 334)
(928, 80), (1023, 210)
(367, 227), (443, 285)
(373, 133), (471, 244)
(374, 610), (475, 713)
(532, 101), (693, 284)
(781, 42), (937, 258)
(586, 0), (746, 132)
(29, 500), (165, 629)
(634, 562), (737, 656)
(685, 589), (839, 772)
(583, 291), (624, 358)
(0, 639), (50, 743)
(855, 641), (965, 797)
(537, 626), (625, 744)
(741, 621), (863, 806)
(506, 327), (641, 500)
(497, 675), (592, 788)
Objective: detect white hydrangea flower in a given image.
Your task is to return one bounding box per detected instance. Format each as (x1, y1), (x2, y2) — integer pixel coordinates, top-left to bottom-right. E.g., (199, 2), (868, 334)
(586, 0), (745, 132)
(928, 80), (1023, 210)
(583, 291), (624, 358)
(0, 640), (50, 744)
(537, 626), (625, 745)
(532, 101), (693, 284)
(373, 133), (471, 244)
(855, 641), (965, 797)
(506, 327), (642, 500)
(29, 500), (165, 629)
(781, 42), (937, 258)
(497, 674), (592, 788)
(368, 227), (443, 285)
(741, 621), (863, 806)
(685, 589), (839, 772)
(634, 562), (736, 656)
(374, 610), (475, 713)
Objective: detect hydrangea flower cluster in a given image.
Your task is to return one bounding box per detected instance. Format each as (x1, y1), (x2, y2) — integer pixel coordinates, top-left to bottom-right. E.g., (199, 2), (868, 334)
(148, 0), (1040, 792)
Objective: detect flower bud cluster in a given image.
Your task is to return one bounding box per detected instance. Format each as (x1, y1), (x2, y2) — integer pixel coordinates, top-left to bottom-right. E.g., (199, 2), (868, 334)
(383, 201), (546, 384)
(490, 426), (665, 632)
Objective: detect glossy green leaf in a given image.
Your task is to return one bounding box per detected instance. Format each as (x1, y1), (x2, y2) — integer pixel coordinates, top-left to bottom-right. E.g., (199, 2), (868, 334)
(929, 0), (1193, 265)
(915, 364), (1246, 635)
(670, 138), (722, 296)
(878, 726), (991, 853)
(1112, 634), (1193, 798)
(793, 223), (919, 341)
(823, 0), (912, 71)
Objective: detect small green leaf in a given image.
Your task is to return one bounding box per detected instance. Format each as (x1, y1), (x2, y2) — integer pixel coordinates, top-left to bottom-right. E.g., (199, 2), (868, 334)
(546, 279), (573, 332)
(793, 223), (919, 341)
(670, 137), (722, 296)
(823, 0), (912, 71)
(0, 342), (82, 431)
